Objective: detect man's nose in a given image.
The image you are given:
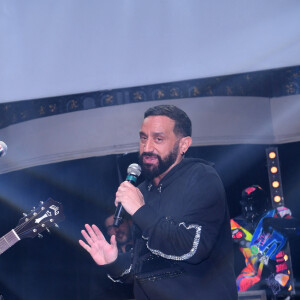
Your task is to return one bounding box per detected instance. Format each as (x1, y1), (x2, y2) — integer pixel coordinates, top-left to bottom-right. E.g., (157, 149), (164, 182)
(107, 226), (117, 236)
(143, 139), (154, 152)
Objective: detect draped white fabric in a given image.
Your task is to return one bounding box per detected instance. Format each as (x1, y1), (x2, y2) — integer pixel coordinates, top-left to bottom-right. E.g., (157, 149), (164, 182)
(1, 1), (300, 173)
(1, 0), (300, 102)
(0, 96), (299, 174)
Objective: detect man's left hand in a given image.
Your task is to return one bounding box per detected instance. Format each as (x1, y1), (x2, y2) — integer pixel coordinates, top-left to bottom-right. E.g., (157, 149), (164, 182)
(115, 181), (145, 216)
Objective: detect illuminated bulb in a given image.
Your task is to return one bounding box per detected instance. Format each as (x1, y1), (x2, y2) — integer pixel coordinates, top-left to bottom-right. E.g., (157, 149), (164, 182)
(272, 181), (280, 188)
(288, 270), (291, 275)
(271, 166), (278, 173)
(284, 254), (288, 261)
(274, 196), (281, 203)
(288, 285), (292, 291)
(269, 152), (276, 159)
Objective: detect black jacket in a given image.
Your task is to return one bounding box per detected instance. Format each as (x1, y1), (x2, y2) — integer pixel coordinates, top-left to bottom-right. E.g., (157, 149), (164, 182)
(106, 158), (237, 300)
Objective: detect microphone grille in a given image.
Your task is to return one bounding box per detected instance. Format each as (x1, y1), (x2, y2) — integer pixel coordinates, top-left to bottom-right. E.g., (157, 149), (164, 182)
(0, 141), (7, 157)
(127, 163), (141, 177)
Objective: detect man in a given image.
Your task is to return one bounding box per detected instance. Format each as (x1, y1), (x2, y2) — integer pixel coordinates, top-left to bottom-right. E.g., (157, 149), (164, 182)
(104, 213), (133, 254)
(79, 105), (237, 299)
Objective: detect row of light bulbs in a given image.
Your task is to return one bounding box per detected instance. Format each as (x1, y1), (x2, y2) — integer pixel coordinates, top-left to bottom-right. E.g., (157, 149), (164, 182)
(268, 149), (293, 292)
(268, 150), (282, 204)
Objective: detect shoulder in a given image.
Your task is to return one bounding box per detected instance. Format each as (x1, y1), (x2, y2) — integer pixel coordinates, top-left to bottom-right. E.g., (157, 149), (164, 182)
(185, 160), (222, 186)
(180, 158), (218, 177)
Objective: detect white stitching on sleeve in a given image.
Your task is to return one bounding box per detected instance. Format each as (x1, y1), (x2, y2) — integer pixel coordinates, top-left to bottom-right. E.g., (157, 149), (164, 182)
(107, 264), (132, 282)
(146, 222), (202, 261)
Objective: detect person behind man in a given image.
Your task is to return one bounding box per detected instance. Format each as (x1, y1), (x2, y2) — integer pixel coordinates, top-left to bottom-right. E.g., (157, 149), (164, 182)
(79, 104), (237, 300)
(104, 213), (133, 254)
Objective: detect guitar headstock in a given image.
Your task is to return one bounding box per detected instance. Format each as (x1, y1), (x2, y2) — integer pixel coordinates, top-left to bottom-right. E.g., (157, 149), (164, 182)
(15, 198), (65, 239)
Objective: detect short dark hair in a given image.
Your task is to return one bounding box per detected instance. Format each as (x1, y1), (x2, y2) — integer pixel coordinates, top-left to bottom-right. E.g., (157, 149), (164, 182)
(103, 205), (131, 225)
(144, 105), (192, 137)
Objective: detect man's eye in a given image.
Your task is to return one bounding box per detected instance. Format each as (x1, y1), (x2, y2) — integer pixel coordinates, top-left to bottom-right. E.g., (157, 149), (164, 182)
(156, 137), (163, 142)
(106, 226), (114, 232)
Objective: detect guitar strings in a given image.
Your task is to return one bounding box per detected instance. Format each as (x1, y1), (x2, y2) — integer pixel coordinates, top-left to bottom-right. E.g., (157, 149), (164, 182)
(0, 231), (19, 252)
(0, 202), (61, 253)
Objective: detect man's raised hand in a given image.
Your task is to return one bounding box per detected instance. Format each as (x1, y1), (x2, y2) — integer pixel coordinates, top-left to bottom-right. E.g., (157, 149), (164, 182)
(79, 224), (118, 265)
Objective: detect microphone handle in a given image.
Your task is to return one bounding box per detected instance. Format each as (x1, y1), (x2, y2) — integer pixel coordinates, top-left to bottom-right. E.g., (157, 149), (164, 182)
(113, 203), (123, 227)
(113, 176), (138, 227)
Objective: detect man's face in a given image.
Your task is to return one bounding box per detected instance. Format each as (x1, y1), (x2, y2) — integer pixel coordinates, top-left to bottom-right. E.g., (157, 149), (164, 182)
(105, 215), (132, 246)
(138, 116), (181, 181)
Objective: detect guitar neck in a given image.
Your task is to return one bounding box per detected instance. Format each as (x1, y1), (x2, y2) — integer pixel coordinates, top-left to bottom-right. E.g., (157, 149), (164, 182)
(0, 229), (20, 255)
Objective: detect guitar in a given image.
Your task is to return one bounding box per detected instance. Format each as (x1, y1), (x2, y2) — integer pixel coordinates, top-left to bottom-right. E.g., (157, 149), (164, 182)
(0, 198), (64, 255)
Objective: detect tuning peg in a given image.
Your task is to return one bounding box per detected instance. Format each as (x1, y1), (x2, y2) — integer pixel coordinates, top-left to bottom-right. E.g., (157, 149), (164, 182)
(40, 201), (44, 205)
(38, 233), (43, 238)
(46, 227), (51, 233)
(23, 213), (28, 217)
(55, 223), (59, 228)
(31, 207), (36, 212)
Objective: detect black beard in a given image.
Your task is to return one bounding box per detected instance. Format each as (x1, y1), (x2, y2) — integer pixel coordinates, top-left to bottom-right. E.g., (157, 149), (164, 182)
(139, 142), (179, 181)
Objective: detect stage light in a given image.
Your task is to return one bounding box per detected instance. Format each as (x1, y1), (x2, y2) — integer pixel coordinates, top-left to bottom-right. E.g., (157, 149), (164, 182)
(266, 148), (283, 207)
(274, 196), (281, 202)
(272, 181), (280, 188)
(271, 166), (278, 173)
(266, 147), (295, 297)
(266, 147), (284, 207)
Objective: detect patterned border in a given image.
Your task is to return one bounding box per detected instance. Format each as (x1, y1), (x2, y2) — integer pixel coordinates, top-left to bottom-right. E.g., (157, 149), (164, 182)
(0, 66), (299, 129)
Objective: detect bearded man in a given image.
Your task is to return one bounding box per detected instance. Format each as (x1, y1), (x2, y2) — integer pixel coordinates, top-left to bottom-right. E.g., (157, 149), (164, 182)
(79, 105), (237, 300)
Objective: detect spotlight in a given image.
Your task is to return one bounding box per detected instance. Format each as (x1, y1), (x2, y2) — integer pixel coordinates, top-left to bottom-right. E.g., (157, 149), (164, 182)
(274, 196), (281, 202)
(269, 152), (276, 159)
(271, 166), (278, 173)
(272, 181), (280, 188)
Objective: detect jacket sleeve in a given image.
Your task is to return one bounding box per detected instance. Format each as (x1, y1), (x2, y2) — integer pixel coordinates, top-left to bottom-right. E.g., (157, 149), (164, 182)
(102, 251), (133, 283)
(132, 165), (227, 264)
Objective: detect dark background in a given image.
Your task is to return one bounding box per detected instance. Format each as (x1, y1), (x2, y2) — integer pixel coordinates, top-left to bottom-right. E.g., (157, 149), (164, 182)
(0, 142), (299, 299)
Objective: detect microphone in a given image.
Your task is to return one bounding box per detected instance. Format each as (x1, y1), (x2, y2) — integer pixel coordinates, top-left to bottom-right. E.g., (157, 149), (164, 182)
(113, 163), (141, 227)
(0, 141), (7, 157)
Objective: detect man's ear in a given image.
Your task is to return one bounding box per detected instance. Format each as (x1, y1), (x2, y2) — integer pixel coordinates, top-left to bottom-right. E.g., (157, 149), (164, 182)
(179, 136), (192, 155)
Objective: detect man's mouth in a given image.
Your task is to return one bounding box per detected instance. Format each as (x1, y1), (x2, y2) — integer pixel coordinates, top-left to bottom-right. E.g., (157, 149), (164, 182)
(143, 155), (158, 164)
(116, 232), (124, 240)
